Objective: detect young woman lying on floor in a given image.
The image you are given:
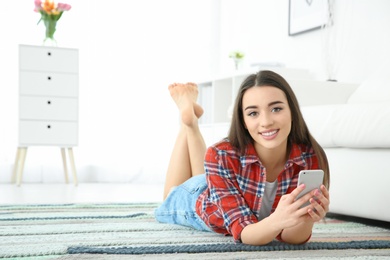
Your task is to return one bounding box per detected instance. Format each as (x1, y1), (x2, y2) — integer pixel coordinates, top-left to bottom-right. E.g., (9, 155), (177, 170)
(155, 70), (330, 245)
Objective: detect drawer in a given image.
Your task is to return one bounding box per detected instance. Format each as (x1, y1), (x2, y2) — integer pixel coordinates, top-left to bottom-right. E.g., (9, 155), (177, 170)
(20, 71), (78, 97)
(19, 45), (78, 73)
(19, 121), (78, 146)
(20, 96), (78, 121)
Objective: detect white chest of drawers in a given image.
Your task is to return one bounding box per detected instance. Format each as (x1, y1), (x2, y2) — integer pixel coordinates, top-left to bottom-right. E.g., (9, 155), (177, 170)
(12, 45), (79, 186)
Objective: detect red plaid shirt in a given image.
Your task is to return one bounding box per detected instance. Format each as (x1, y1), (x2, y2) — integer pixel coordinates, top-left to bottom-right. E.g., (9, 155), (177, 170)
(196, 139), (319, 241)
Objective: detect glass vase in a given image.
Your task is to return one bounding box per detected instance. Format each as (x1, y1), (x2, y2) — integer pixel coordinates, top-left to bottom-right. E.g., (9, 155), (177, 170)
(233, 58), (243, 70)
(43, 19), (58, 47)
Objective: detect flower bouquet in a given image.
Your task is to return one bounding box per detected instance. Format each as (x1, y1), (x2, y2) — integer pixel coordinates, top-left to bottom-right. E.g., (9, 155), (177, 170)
(34, 0), (71, 46)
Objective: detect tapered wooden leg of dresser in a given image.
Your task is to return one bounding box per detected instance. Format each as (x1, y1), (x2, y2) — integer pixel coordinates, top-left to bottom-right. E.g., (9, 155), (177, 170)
(68, 148), (78, 186)
(16, 147), (28, 187)
(12, 148), (21, 183)
(61, 148), (69, 184)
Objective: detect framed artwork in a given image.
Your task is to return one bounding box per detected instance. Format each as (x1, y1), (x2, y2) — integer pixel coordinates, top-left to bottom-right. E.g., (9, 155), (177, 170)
(288, 0), (329, 36)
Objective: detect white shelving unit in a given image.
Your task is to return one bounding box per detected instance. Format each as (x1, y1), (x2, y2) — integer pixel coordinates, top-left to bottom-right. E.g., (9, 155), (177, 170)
(198, 73), (249, 125)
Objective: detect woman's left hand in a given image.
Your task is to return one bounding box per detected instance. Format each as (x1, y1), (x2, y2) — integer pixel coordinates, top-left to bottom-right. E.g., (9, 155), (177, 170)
(307, 185), (330, 222)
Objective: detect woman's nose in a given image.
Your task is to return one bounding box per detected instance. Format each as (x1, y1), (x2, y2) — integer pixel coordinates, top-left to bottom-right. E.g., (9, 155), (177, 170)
(260, 113), (273, 127)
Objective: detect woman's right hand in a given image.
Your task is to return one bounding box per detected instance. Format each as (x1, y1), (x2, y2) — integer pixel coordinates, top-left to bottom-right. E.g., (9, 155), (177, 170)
(241, 184), (314, 245)
(271, 184), (314, 230)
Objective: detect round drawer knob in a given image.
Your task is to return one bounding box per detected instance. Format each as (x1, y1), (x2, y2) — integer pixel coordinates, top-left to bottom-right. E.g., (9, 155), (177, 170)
(47, 125), (51, 129)
(47, 52), (51, 56)
(47, 76), (51, 80)
(47, 101), (51, 105)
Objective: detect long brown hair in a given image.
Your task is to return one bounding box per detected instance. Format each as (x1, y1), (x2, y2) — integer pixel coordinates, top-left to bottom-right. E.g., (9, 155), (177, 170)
(228, 70), (329, 188)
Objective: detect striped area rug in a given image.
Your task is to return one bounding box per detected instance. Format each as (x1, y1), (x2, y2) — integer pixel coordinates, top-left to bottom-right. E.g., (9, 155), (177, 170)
(0, 203), (389, 259)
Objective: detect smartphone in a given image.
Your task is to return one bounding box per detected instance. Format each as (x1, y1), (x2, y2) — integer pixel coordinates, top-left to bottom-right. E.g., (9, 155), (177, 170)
(296, 169), (324, 208)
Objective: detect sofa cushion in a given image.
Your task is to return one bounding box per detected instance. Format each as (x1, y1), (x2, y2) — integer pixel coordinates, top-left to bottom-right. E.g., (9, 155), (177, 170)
(301, 105), (341, 147)
(331, 103), (390, 148)
(348, 63), (390, 104)
(302, 103), (390, 148)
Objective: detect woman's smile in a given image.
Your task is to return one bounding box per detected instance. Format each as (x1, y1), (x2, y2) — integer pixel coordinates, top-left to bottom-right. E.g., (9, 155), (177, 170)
(260, 129), (279, 139)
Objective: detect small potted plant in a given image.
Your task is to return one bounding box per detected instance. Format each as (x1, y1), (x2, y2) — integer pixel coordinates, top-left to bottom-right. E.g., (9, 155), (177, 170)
(229, 51), (245, 70)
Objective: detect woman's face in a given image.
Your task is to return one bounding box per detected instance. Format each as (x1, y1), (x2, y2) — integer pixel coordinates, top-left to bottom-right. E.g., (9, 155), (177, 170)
(242, 86), (292, 153)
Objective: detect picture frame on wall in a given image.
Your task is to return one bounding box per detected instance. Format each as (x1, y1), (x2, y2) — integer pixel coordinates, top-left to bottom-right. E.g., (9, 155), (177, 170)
(288, 0), (329, 36)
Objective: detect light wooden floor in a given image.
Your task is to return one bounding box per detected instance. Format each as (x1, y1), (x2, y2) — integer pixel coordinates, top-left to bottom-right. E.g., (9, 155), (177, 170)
(0, 183), (164, 204)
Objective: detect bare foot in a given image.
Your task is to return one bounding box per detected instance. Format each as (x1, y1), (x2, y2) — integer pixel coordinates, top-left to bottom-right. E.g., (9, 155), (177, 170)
(168, 82), (204, 126)
(186, 82), (204, 119)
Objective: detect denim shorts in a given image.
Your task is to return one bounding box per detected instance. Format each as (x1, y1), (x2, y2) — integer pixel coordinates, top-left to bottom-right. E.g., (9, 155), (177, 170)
(154, 174), (211, 232)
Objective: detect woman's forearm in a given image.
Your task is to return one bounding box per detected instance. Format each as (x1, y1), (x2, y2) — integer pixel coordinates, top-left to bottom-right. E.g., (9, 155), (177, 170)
(280, 220), (314, 244)
(240, 216), (314, 245)
(240, 215), (282, 245)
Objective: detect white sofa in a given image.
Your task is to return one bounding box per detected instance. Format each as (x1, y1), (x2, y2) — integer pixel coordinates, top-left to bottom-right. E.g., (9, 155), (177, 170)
(291, 74), (390, 223)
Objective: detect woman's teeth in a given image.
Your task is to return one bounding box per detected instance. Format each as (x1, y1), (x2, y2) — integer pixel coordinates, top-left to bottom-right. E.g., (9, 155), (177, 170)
(261, 130), (278, 136)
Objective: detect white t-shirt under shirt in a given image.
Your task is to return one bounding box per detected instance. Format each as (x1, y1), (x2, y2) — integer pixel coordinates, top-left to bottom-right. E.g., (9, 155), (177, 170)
(258, 180), (278, 220)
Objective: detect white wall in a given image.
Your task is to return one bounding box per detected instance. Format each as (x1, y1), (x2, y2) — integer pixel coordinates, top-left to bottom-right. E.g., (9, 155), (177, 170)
(0, 0), (216, 183)
(218, 0), (390, 83)
(0, 0), (389, 183)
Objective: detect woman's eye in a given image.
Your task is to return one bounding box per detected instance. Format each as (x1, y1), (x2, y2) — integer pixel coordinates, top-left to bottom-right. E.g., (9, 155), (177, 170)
(272, 107), (282, 113)
(247, 111), (258, 117)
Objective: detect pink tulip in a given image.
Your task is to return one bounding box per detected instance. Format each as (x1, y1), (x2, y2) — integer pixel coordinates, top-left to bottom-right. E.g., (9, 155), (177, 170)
(57, 3), (71, 11)
(34, 0), (43, 12)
